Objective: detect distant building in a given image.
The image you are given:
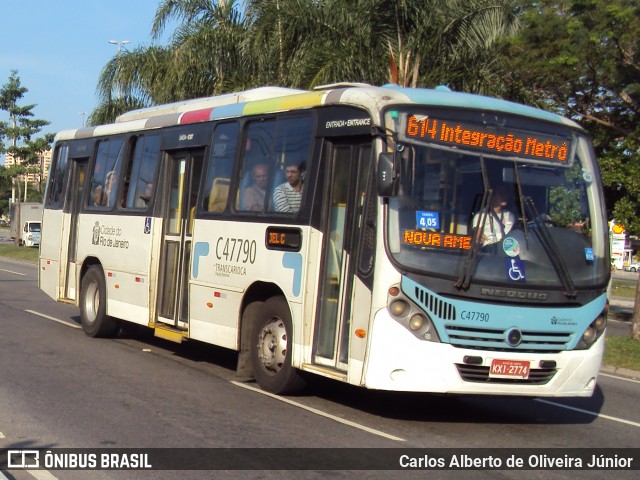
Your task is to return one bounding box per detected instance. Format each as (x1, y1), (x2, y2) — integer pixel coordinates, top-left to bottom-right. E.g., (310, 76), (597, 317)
(610, 221), (638, 268)
(4, 149), (52, 184)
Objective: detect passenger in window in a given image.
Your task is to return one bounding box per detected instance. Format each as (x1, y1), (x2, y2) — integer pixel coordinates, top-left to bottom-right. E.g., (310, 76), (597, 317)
(92, 184), (104, 206)
(273, 161), (305, 213)
(242, 164), (268, 211)
(472, 185), (516, 245)
(92, 171), (117, 206)
(135, 182), (154, 208)
(104, 171), (118, 207)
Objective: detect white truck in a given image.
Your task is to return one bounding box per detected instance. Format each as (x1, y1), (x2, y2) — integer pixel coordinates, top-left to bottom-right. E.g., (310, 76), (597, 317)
(10, 202), (43, 247)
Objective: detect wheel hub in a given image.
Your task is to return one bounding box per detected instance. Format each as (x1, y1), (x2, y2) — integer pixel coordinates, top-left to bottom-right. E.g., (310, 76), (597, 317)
(257, 318), (287, 374)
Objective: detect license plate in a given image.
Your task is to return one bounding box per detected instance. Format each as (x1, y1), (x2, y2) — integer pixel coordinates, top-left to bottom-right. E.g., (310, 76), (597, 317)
(489, 359), (530, 379)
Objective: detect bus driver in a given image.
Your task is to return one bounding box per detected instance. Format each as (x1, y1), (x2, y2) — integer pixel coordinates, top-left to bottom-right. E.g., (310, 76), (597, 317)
(473, 185), (516, 246)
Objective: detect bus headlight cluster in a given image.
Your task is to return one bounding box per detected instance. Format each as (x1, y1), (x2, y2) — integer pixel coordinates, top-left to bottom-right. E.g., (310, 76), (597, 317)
(409, 314), (425, 331)
(387, 285), (439, 342)
(390, 299), (408, 317)
(575, 313), (607, 350)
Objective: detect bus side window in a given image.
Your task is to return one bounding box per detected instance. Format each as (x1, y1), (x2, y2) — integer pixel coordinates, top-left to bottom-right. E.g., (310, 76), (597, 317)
(124, 134), (161, 210)
(47, 143), (69, 209)
(203, 122), (239, 213)
(208, 178), (230, 212)
(266, 115), (313, 214)
(236, 121), (277, 212)
(88, 139), (124, 209)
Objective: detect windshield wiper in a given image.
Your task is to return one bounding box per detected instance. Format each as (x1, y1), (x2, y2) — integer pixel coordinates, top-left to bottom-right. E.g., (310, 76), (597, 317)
(524, 197), (577, 297)
(513, 164), (530, 241)
(455, 160), (492, 290)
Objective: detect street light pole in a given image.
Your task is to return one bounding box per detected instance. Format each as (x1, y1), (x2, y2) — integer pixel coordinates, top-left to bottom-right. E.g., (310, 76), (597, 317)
(108, 40), (130, 98)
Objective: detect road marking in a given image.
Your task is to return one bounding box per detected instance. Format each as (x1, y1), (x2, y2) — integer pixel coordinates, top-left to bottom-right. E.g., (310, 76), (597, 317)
(600, 372), (640, 384)
(231, 381), (405, 442)
(28, 470), (59, 480)
(0, 268), (26, 276)
(25, 310), (82, 330)
(535, 398), (640, 428)
(0, 434), (59, 480)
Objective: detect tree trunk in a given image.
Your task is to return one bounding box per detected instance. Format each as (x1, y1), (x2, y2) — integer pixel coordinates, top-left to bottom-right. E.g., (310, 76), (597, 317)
(632, 277), (640, 340)
(13, 177), (21, 247)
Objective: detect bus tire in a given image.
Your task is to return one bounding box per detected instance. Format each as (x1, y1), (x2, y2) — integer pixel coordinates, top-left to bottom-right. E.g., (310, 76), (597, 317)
(80, 265), (118, 338)
(251, 296), (305, 395)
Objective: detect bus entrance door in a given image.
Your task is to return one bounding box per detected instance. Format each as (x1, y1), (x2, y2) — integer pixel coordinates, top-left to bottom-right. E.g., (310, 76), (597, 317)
(61, 158), (87, 301)
(313, 141), (373, 374)
(156, 149), (204, 336)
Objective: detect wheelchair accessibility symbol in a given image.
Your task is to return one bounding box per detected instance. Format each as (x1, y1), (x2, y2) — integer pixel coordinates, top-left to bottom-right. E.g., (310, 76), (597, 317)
(506, 258), (526, 282)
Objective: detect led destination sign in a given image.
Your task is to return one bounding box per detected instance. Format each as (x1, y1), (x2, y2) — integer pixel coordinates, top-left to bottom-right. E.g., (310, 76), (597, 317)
(405, 115), (573, 163)
(403, 230), (472, 251)
(265, 227), (302, 252)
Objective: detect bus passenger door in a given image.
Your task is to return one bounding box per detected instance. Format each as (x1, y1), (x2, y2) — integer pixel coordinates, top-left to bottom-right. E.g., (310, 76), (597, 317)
(157, 149), (204, 330)
(61, 158), (87, 301)
(313, 141), (373, 371)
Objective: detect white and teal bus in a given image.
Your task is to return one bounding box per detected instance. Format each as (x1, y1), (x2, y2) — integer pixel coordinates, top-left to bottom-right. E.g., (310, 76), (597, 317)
(39, 84), (609, 396)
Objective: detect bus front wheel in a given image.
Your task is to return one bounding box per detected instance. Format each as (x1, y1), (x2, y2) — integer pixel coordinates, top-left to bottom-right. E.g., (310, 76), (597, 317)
(251, 296), (305, 395)
(80, 265), (119, 338)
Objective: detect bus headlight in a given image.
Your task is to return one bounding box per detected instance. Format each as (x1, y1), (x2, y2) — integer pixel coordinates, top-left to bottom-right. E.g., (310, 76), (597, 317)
(582, 327), (596, 344)
(575, 313), (606, 350)
(409, 314), (426, 331)
(390, 299), (409, 317)
(386, 284), (440, 342)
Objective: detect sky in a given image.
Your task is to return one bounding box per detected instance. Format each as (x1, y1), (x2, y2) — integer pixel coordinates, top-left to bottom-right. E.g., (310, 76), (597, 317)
(0, 1), (177, 163)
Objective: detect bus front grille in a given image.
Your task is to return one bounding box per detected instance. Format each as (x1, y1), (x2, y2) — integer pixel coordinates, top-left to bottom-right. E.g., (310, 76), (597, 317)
(445, 325), (572, 352)
(413, 286), (456, 320)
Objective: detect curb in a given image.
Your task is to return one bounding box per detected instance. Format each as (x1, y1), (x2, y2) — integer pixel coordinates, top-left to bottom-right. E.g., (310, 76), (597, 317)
(600, 364), (640, 380)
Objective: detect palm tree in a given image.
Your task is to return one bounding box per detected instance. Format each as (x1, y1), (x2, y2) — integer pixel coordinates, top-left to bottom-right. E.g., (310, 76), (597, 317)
(244, 0), (397, 87)
(94, 0), (248, 123)
(245, 0), (519, 92)
(91, 0), (520, 124)
(87, 96), (148, 127)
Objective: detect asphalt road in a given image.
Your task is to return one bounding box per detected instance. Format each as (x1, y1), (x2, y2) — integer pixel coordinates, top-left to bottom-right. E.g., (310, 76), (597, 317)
(0, 259), (639, 480)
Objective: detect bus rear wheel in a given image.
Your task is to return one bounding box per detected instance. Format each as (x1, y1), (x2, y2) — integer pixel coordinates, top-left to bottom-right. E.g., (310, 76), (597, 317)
(80, 265), (118, 338)
(251, 296), (305, 395)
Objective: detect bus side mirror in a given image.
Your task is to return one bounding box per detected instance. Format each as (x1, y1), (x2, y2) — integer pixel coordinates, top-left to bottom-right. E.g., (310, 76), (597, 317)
(377, 152), (399, 197)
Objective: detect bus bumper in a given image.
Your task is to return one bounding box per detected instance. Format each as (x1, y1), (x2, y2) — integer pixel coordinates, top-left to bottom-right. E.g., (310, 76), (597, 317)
(363, 311), (603, 397)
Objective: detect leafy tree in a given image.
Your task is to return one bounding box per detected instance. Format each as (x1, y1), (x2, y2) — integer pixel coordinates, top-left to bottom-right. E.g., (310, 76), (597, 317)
(501, 0), (640, 229)
(499, 0), (640, 339)
(0, 165), (12, 220)
(0, 71), (51, 240)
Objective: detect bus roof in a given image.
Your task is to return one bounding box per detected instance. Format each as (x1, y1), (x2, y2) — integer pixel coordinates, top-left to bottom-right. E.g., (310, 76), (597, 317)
(55, 84), (581, 142)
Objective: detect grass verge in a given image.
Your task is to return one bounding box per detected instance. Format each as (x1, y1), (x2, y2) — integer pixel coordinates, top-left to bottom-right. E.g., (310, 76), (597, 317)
(604, 336), (640, 372)
(0, 244), (39, 263)
(611, 279), (638, 299)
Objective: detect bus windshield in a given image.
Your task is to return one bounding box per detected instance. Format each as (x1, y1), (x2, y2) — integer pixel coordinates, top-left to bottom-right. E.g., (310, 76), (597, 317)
(385, 108), (609, 290)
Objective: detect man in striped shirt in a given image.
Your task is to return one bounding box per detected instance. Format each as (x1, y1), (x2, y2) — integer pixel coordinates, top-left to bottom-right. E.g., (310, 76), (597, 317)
(273, 162), (305, 213)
